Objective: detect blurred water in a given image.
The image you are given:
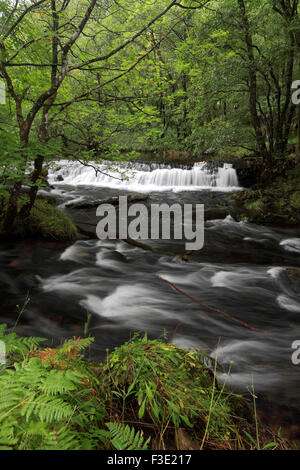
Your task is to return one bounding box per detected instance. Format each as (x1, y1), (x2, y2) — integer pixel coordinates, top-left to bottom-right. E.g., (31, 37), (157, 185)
(48, 160), (240, 192)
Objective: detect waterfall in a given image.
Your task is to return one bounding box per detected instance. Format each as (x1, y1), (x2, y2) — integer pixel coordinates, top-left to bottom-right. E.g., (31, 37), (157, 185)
(48, 160), (240, 191)
(217, 164), (240, 187)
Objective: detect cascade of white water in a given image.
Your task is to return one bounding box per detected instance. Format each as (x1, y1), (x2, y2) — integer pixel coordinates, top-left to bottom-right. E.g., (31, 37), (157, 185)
(216, 164), (239, 187)
(48, 160), (240, 191)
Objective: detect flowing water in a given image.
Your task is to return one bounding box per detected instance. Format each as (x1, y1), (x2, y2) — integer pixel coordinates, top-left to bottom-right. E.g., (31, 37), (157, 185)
(50, 160), (240, 192)
(1, 160), (300, 436)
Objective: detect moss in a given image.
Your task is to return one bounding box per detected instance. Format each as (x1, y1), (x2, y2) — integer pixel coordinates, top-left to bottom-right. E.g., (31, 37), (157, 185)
(231, 167), (300, 226)
(291, 192), (300, 209)
(244, 199), (265, 213)
(0, 190), (77, 241)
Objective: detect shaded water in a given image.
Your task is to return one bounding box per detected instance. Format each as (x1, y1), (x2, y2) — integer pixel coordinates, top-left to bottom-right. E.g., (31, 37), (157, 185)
(1, 161), (300, 436)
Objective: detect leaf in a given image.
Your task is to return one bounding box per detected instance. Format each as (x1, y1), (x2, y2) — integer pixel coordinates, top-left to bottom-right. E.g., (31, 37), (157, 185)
(138, 399), (146, 419)
(243, 430), (257, 446)
(111, 438), (124, 450)
(263, 442), (279, 450)
(181, 415), (194, 428)
(145, 385), (153, 401)
(106, 423), (150, 450)
(151, 401), (160, 420)
(127, 383), (135, 394)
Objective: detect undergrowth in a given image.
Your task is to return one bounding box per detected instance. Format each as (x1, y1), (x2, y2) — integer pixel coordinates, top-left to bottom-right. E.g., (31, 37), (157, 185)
(0, 326), (291, 450)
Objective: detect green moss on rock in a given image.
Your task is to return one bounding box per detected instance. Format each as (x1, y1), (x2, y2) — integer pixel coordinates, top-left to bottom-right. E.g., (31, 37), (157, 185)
(231, 168), (300, 225)
(0, 191), (77, 241)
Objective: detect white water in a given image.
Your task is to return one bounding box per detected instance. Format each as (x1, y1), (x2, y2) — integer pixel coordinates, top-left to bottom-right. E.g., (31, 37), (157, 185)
(36, 236), (300, 396)
(48, 160), (240, 192)
(280, 238), (300, 254)
(277, 295), (300, 312)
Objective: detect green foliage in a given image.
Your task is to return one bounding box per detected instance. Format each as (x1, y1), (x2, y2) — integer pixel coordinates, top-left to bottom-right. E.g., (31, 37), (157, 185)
(28, 198), (78, 241)
(0, 323), (46, 362)
(232, 168), (300, 225)
(102, 333), (246, 443)
(0, 326), (290, 450)
(106, 422), (150, 450)
(0, 0), (298, 212)
(0, 327), (152, 451)
(0, 333), (107, 450)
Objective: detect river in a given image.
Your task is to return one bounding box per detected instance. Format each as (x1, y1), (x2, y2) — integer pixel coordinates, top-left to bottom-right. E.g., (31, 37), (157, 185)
(1, 160), (300, 437)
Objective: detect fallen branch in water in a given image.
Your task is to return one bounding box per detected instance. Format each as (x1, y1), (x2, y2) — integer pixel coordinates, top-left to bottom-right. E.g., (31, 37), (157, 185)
(155, 274), (273, 335)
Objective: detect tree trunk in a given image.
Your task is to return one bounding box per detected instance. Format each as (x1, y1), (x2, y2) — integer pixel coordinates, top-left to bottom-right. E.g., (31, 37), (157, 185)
(2, 123), (30, 232)
(19, 154), (45, 219)
(19, 105), (51, 219)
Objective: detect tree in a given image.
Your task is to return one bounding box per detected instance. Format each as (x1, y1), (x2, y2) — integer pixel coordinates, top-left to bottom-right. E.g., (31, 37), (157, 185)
(237, 0), (299, 168)
(0, 0), (210, 231)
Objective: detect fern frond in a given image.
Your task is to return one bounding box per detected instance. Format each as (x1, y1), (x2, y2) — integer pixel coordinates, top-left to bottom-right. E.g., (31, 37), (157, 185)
(21, 395), (73, 423)
(106, 422), (150, 450)
(39, 369), (82, 395)
(38, 425), (81, 450)
(0, 325), (46, 360)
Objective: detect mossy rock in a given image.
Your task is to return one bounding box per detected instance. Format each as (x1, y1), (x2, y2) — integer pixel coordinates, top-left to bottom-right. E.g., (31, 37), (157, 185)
(231, 167), (300, 225)
(291, 192), (300, 209)
(244, 198), (265, 213)
(0, 190), (77, 241)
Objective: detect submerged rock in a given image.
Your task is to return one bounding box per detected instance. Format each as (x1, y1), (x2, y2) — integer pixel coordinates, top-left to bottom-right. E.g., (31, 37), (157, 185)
(285, 268), (300, 295)
(66, 194), (149, 209)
